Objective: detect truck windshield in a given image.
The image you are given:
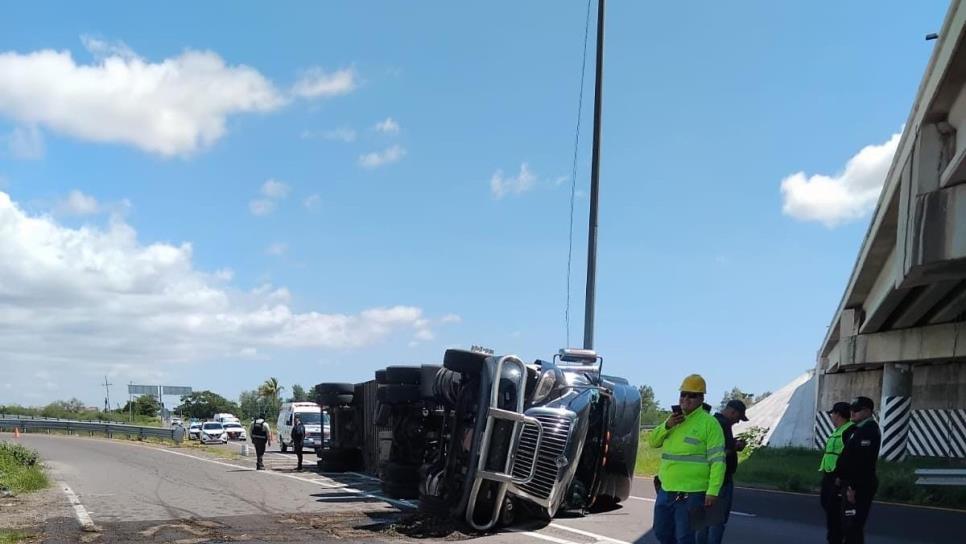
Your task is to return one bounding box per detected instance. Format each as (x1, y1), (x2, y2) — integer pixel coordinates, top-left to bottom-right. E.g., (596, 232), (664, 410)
(296, 411), (322, 424)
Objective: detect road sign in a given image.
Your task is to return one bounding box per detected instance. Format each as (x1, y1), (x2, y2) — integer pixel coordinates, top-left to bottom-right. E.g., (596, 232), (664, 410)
(162, 386), (192, 396)
(128, 385), (192, 396)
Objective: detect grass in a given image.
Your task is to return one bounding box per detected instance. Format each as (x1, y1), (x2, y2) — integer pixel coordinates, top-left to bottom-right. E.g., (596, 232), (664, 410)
(0, 530), (30, 544)
(0, 442), (48, 494)
(636, 433), (966, 509)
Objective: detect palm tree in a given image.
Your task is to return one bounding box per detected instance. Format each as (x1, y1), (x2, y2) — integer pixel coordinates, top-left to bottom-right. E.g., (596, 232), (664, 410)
(258, 377), (285, 417)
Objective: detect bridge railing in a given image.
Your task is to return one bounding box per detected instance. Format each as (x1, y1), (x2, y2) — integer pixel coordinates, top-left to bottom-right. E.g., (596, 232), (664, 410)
(0, 416), (183, 443)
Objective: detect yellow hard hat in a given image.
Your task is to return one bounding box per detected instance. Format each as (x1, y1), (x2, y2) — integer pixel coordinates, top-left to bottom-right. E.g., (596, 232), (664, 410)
(679, 374), (707, 394)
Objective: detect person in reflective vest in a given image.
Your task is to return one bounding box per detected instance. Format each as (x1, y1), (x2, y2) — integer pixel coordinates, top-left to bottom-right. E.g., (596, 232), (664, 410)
(818, 401), (855, 543)
(649, 374), (726, 544)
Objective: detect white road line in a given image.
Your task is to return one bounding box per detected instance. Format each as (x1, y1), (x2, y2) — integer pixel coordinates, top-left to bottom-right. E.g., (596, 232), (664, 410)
(549, 523), (633, 544)
(507, 528), (581, 544)
(629, 495), (655, 502)
(153, 447), (415, 510)
(59, 481), (96, 531)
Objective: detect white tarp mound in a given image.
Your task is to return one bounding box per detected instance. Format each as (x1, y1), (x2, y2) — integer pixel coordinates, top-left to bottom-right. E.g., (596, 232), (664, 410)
(733, 370), (815, 448)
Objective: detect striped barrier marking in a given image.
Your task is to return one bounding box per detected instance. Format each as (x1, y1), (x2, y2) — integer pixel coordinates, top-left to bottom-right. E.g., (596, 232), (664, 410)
(880, 396), (911, 462)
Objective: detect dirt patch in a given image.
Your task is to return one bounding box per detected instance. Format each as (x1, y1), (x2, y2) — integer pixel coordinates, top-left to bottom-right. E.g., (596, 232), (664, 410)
(376, 513), (485, 541)
(0, 484), (73, 542)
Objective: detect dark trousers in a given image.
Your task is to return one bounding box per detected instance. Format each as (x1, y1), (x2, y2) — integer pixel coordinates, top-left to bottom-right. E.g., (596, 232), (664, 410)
(293, 439), (304, 468)
(820, 473), (843, 543)
(843, 482), (876, 544)
(253, 438), (267, 469)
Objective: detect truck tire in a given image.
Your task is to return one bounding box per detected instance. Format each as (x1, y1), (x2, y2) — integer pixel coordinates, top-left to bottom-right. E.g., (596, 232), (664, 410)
(317, 392), (354, 407)
(420, 365), (442, 398)
(317, 448), (362, 472)
(315, 382), (355, 395)
(384, 366), (421, 385)
(381, 461), (420, 483)
(381, 481), (419, 499)
(377, 384), (420, 405)
(375, 369), (388, 384)
(443, 349), (487, 374)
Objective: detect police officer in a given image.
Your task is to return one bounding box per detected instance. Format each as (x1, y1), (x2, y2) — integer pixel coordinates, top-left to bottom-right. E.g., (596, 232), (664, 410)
(696, 399), (748, 544)
(649, 374), (726, 544)
(819, 402), (855, 543)
(834, 396), (880, 544)
(291, 414), (306, 471)
(250, 413), (273, 470)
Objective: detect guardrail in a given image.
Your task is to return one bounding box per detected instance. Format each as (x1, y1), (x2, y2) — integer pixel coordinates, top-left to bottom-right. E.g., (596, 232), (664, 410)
(914, 468), (966, 486)
(0, 416), (183, 443)
(0, 413), (134, 425)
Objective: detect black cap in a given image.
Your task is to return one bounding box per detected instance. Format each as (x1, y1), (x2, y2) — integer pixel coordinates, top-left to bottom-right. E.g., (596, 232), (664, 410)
(827, 402), (851, 417)
(850, 396), (874, 411)
(725, 399), (749, 421)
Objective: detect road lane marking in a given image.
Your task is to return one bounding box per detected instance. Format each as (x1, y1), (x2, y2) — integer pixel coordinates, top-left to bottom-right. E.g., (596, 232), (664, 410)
(153, 447), (415, 510)
(507, 528), (580, 544)
(629, 495), (655, 502)
(59, 481), (97, 531)
(549, 523), (633, 544)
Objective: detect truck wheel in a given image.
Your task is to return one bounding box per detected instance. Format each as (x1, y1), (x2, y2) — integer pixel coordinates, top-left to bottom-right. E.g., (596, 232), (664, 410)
(381, 461), (420, 483)
(377, 384), (420, 404)
(317, 448), (362, 472)
(420, 365), (442, 398)
(317, 392), (354, 406)
(384, 366), (421, 385)
(443, 349), (487, 374)
(381, 481), (419, 499)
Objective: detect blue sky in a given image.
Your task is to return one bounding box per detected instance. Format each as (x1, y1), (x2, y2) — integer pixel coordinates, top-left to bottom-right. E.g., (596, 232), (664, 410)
(0, 1), (950, 409)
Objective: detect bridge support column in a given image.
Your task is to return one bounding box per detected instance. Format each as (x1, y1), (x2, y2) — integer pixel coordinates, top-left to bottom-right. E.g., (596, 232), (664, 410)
(880, 363), (912, 461)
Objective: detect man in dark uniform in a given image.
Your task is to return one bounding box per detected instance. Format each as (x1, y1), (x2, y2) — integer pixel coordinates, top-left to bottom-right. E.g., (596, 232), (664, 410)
(291, 414), (306, 471)
(819, 402), (855, 544)
(834, 396), (880, 544)
(250, 413), (272, 470)
(696, 399), (748, 544)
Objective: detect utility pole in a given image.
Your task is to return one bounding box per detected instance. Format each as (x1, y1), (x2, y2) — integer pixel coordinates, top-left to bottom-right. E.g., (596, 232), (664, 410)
(583, 0), (605, 350)
(129, 381), (134, 422)
(102, 376), (113, 413)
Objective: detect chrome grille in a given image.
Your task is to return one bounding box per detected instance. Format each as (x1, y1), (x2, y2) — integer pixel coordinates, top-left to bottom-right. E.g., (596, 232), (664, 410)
(511, 414), (572, 500)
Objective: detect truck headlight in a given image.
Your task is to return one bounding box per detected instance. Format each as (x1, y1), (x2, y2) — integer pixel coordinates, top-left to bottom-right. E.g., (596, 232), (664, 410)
(532, 371), (557, 403)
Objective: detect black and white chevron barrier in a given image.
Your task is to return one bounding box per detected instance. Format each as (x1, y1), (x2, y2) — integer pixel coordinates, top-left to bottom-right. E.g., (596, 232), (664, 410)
(880, 396), (911, 462)
(908, 409), (966, 459)
(814, 411), (834, 450)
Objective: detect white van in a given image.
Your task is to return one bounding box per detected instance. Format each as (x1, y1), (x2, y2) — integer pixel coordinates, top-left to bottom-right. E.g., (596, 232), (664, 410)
(277, 402), (328, 452)
(213, 413), (240, 424)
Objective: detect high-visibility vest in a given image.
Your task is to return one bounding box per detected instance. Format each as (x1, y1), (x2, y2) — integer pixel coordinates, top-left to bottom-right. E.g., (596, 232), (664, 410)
(819, 421), (854, 473)
(649, 408), (726, 496)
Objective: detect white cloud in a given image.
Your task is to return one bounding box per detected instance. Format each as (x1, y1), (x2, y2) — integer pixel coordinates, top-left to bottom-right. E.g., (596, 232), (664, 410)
(358, 145), (406, 169)
(0, 190), (441, 392)
(265, 242), (288, 256)
(292, 67), (356, 99)
(374, 117), (400, 134)
(0, 41), (285, 157)
(261, 179), (290, 199)
(301, 128), (356, 143)
(490, 163), (537, 199)
(304, 194), (321, 210)
(57, 190), (100, 216)
(780, 132), (901, 228)
(440, 314), (462, 324)
(249, 199), (276, 216)
(6, 125), (44, 159)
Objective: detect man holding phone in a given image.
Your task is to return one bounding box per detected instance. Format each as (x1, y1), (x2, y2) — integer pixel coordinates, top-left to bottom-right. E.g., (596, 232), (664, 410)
(649, 374), (726, 544)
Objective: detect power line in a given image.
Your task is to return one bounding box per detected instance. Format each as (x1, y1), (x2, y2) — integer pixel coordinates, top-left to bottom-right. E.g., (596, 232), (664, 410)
(566, 0), (594, 347)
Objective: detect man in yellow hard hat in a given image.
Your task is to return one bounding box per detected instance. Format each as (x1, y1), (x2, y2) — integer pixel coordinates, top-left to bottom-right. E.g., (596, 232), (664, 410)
(649, 374), (726, 544)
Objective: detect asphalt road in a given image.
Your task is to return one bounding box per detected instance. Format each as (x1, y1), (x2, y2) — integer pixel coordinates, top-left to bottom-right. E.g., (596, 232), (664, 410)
(11, 434), (965, 543)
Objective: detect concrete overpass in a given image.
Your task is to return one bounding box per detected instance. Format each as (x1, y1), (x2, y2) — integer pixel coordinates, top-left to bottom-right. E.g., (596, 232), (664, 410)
(816, 0), (966, 461)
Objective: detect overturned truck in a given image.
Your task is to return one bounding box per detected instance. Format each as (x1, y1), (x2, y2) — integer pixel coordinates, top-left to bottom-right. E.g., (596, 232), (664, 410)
(360, 347), (640, 530)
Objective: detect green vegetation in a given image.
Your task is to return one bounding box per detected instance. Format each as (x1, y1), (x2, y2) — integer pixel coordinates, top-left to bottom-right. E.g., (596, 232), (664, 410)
(0, 530), (31, 544)
(637, 432), (966, 509)
(1, 400), (162, 427)
(174, 390), (240, 420)
(0, 442), (48, 494)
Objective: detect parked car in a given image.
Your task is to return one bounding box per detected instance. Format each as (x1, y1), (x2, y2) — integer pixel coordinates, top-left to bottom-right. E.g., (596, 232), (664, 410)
(187, 422), (202, 440)
(277, 402), (327, 453)
(213, 413), (240, 425)
(199, 422), (228, 444)
(169, 417), (183, 427)
(222, 421), (247, 441)
(371, 348), (640, 531)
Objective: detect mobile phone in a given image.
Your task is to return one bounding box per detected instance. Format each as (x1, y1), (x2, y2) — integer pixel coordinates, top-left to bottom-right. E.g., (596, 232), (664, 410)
(671, 405), (682, 415)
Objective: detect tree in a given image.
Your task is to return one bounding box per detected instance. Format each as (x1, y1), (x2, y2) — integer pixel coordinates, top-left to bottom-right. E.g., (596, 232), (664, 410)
(176, 391), (239, 420)
(258, 377), (285, 422)
(638, 385), (668, 426)
(121, 395), (160, 417)
(289, 384), (308, 402)
(754, 391), (772, 404)
(41, 398), (86, 418)
(238, 390), (263, 421)
(719, 387), (755, 412)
